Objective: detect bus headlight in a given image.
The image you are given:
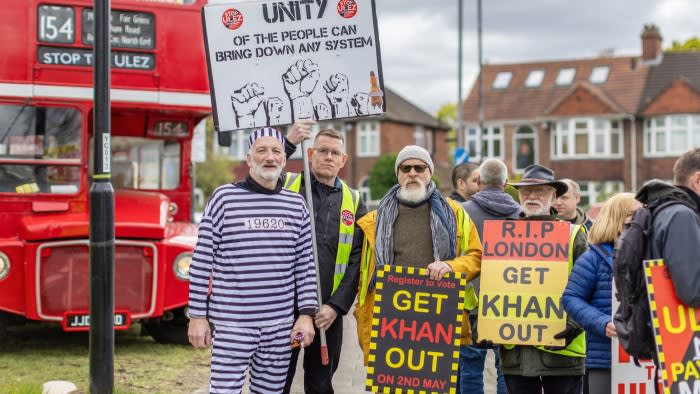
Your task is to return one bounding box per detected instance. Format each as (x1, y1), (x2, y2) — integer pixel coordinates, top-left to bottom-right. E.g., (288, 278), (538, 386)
(0, 252), (10, 281)
(173, 253), (192, 280)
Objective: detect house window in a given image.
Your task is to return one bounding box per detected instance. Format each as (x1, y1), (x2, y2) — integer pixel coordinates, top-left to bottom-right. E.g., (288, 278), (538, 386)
(466, 127), (478, 160)
(513, 126), (536, 172)
(229, 129), (253, 160)
(359, 177), (372, 204)
(357, 120), (380, 157)
(555, 68), (576, 86)
(425, 130), (433, 154)
(578, 181), (624, 209)
(589, 66), (610, 84)
(414, 125), (425, 147)
(492, 72), (512, 89)
(525, 70), (545, 88)
(645, 114), (700, 157)
(414, 126), (433, 153)
(465, 124), (504, 160)
(552, 118), (623, 159)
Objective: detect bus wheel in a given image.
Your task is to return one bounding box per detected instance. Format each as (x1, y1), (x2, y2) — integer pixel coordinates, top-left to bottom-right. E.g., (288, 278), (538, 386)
(143, 307), (189, 345)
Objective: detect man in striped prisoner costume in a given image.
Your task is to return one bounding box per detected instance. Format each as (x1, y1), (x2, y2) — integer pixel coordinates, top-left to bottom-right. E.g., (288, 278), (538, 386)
(188, 127), (318, 394)
(281, 121), (367, 394)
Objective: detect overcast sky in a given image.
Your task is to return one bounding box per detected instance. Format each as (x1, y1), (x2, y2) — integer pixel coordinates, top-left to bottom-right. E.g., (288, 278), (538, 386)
(374, 0), (700, 116)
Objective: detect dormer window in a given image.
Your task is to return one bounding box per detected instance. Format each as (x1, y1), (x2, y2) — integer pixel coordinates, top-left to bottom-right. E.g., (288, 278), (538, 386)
(589, 66), (610, 84)
(555, 68), (576, 86)
(525, 70), (545, 88)
(492, 72), (512, 89)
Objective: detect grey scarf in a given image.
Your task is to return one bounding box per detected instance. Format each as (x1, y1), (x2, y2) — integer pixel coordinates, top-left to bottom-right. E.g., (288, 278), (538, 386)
(371, 181), (457, 287)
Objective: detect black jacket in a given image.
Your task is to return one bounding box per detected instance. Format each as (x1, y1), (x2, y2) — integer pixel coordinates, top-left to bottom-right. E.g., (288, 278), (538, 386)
(637, 180), (700, 307)
(290, 172), (367, 315)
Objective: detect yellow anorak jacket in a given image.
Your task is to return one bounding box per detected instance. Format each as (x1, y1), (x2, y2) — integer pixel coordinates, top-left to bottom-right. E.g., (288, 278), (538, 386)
(353, 198), (482, 365)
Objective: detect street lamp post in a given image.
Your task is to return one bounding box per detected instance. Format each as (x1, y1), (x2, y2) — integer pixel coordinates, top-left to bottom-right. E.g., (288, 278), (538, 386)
(89, 0), (115, 392)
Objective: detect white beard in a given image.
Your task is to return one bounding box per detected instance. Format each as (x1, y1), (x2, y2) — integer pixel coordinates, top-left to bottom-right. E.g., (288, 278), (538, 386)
(250, 161), (282, 183)
(523, 195), (554, 216)
(398, 179), (428, 203)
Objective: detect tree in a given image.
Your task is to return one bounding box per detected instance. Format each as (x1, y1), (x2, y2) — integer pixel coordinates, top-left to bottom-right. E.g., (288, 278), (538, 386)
(436, 102), (458, 162)
(667, 37), (700, 52)
(368, 153), (397, 200)
(194, 116), (237, 210)
(436, 102), (457, 127)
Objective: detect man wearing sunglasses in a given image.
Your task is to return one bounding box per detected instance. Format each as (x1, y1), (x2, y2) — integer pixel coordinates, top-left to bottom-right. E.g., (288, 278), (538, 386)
(353, 145), (483, 366)
(281, 121), (367, 394)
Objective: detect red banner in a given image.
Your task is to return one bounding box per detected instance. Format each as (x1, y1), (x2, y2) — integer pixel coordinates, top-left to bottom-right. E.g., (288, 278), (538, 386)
(645, 259), (700, 394)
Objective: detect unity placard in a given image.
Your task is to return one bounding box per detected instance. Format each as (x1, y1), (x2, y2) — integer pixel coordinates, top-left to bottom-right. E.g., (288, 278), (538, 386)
(366, 265), (465, 394)
(202, 0), (385, 132)
(478, 220), (569, 346)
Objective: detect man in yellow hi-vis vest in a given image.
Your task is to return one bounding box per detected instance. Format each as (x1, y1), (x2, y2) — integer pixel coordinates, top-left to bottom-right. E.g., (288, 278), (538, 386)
(282, 121), (367, 394)
(501, 164), (588, 394)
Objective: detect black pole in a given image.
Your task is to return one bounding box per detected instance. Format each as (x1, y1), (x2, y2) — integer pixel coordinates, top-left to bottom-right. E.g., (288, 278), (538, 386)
(477, 0), (484, 160)
(456, 0), (464, 149)
(89, 0), (114, 393)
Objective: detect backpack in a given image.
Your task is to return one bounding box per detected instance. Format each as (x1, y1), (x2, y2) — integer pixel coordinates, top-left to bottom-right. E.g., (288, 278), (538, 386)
(612, 198), (685, 365)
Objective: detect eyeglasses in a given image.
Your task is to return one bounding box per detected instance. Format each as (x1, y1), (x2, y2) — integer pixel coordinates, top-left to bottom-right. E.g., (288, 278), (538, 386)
(313, 148), (343, 158)
(399, 164), (428, 174)
(519, 187), (552, 197)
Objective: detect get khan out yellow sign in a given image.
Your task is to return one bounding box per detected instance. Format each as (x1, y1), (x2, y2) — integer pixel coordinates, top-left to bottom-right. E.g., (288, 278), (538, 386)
(478, 220), (570, 346)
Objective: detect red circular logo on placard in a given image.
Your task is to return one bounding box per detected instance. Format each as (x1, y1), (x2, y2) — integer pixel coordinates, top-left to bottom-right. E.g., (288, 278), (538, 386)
(341, 209), (355, 226)
(221, 9), (243, 30)
(337, 0), (357, 18)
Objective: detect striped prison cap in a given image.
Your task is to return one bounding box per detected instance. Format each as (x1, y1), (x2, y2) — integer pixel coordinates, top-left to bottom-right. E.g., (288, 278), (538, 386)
(247, 126), (285, 150)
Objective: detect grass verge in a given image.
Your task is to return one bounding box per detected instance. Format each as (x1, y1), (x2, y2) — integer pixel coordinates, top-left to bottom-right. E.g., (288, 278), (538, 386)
(0, 323), (210, 394)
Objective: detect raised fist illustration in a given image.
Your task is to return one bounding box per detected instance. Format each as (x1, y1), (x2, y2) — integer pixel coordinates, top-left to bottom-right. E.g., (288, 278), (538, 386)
(283, 59), (320, 100)
(283, 59), (320, 121)
(314, 103), (331, 121)
(323, 73), (350, 118)
(264, 97), (285, 125)
(231, 83), (264, 128)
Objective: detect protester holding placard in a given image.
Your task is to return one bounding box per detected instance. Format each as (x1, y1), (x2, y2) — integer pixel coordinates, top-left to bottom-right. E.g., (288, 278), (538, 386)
(499, 164), (588, 394)
(353, 145), (483, 366)
(562, 193), (640, 394)
(281, 123), (367, 394)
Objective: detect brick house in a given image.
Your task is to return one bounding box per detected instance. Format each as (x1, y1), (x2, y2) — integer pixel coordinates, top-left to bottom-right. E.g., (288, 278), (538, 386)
(461, 24), (700, 206)
(223, 87), (450, 203)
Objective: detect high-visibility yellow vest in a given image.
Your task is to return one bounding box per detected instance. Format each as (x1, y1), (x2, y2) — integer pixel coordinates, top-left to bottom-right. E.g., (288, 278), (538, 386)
(284, 172), (360, 294)
(503, 223), (587, 358)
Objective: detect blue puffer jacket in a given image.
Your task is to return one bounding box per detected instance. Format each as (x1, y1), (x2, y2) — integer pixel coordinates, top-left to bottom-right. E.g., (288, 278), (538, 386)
(562, 242), (613, 369)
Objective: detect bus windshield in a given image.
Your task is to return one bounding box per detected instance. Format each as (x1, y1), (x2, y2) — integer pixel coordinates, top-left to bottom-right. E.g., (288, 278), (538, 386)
(0, 103), (82, 194)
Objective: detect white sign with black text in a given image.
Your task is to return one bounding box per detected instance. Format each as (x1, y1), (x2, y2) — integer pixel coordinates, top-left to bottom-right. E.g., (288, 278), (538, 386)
(202, 0), (385, 132)
(611, 285), (658, 394)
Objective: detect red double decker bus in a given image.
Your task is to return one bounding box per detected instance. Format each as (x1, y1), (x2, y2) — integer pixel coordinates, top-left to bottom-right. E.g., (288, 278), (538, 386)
(0, 0), (210, 343)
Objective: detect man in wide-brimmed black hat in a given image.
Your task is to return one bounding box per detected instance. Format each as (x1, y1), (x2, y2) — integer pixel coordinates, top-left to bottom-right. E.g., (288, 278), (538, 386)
(497, 164), (589, 394)
(510, 164), (568, 217)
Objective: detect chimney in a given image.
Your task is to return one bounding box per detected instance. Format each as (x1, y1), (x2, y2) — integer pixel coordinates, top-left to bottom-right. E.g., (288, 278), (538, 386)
(641, 24), (662, 62)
